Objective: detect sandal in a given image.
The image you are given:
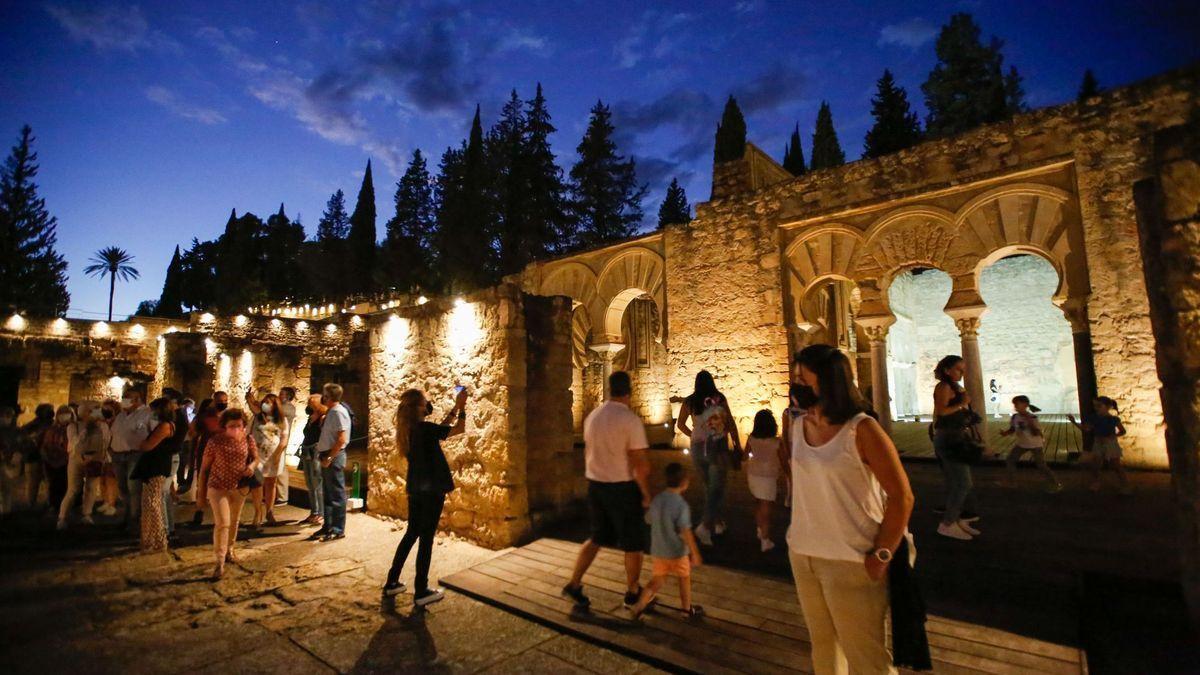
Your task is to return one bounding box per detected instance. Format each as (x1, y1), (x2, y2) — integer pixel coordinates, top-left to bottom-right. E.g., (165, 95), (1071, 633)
(212, 564), (225, 581)
(685, 605), (705, 618)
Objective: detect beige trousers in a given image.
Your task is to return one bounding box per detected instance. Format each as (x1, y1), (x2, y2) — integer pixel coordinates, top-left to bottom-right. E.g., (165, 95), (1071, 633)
(789, 550), (895, 675)
(209, 487), (248, 565)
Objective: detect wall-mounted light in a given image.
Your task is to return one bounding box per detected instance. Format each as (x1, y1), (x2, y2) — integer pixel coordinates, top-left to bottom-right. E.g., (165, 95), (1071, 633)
(129, 324), (146, 339)
(325, 323), (338, 335)
(269, 319), (281, 329)
(349, 315), (363, 328)
(296, 321), (309, 333)
(233, 315), (248, 327)
(5, 314), (26, 331)
(200, 312), (215, 323)
(383, 314), (410, 353)
(91, 321), (111, 337)
(50, 317), (68, 335)
(106, 375), (126, 399)
(417, 296), (429, 306)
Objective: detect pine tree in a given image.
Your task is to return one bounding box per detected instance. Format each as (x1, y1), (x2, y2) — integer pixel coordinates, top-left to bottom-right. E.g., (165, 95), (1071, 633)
(810, 102), (846, 170)
(317, 189), (350, 241)
(488, 90), (535, 276)
(435, 106), (497, 290)
(346, 160), (377, 296)
(314, 190), (350, 300)
(262, 203), (307, 301)
(524, 84), (572, 256)
(1077, 69), (1100, 103)
(177, 237), (218, 311)
(713, 96), (747, 163)
(782, 124), (806, 175)
(214, 210), (267, 311)
(569, 101), (647, 249)
(154, 245), (184, 318)
(657, 178), (691, 228)
(863, 70), (923, 159)
(922, 13), (1024, 137)
(0, 125), (69, 316)
(382, 149), (436, 292)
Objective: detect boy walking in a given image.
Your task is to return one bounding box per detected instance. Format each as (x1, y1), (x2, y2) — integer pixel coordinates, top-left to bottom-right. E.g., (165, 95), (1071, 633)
(628, 463), (704, 619)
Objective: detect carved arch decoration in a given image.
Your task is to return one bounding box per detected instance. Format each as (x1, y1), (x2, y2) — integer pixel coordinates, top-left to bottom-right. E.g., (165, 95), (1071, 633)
(595, 247), (666, 343)
(857, 206), (959, 289)
(539, 262), (599, 309)
(569, 307), (592, 369)
(783, 225), (864, 326)
(952, 183), (1084, 300)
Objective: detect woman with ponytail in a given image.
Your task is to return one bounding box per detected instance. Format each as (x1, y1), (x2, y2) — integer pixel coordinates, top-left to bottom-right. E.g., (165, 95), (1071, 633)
(381, 386), (468, 607)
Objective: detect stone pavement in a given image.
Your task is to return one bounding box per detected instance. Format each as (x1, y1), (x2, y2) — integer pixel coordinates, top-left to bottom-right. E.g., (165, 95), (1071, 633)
(0, 505), (663, 675)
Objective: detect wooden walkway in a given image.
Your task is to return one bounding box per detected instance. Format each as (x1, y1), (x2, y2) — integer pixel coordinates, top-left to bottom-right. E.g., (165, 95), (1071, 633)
(892, 415), (1084, 463)
(442, 538), (1087, 674)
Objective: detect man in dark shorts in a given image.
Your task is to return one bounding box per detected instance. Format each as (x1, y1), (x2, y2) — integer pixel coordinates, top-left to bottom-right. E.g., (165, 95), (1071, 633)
(562, 371), (652, 609)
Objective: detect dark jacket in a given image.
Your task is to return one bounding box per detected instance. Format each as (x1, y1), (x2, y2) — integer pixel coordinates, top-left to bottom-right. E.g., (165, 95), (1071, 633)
(406, 422), (455, 495)
(889, 537), (932, 670)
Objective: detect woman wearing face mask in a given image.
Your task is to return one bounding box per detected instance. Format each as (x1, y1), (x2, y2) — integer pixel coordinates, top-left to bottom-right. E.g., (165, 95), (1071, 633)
(197, 409), (259, 579)
(41, 405), (75, 518)
(249, 393), (289, 527)
(298, 395), (326, 527)
(57, 402), (110, 529)
(97, 399), (121, 516)
(381, 387), (468, 606)
(131, 398), (177, 552)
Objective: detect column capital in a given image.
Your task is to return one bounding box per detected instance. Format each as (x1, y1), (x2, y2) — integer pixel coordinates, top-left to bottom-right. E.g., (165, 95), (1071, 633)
(1057, 297), (1091, 334)
(855, 313), (895, 344)
(953, 315), (982, 338)
(945, 303), (987, 338)
(588, 341), (625, 357)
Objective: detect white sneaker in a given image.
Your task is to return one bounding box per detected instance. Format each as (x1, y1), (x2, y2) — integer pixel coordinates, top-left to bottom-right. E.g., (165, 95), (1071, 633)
(694, 523), (713, 547)
(56, 519), (67, 531)
(760, 538), (776, 553)
(714, 521), (727, 535)
(958, 519), (981, 536)
(937, 522), (973, 540)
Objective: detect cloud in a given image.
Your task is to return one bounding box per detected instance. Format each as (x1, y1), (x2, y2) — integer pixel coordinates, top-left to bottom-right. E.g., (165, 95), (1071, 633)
(498, 28), (551, 56)
(45, 3), (180, 53)
(614, 11), (693, 69)
(878, 18), (937, 49)
(733, 0), (764, 14)
(145, 86), (227, 125)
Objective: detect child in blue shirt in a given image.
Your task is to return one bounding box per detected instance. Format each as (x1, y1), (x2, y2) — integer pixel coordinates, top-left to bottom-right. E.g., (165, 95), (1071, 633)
(1068, 396), (1130, 494)
(628, 462), (703, 620)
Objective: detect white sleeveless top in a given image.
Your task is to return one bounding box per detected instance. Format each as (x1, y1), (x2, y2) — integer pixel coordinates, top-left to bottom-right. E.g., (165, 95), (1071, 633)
(786, 412), (886, 563)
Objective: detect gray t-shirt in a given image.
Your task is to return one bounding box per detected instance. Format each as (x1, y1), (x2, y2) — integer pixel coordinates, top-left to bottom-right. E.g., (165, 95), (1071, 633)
(318, 404), (351, 453)
(647, 490), (691, 559)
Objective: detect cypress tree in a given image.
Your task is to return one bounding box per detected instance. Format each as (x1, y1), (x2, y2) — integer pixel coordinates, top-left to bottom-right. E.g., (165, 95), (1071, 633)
(863, 70), (923, 159)
(435, 106), (497, 290)
(782, 124), (806, 175)
(177, 237), (218, 311)
(214, 210), (267, 311)
(525, 83), (572, 254)
(346, 160), (377, 296)
(713, 96), (747, 163)
(1077, 69), (1100, 103)
(314, 190), (350, 301)
(0, 125), (69, 316)
(810, 102), (846, 170)
(569, 100), (646, 249)
(382, 149), (436, 292)
(488, 90), (534, 276)
(262, 203), (306, 301)
(657, 178), (691, 228)
(154, 245), (184, 318)
(922, 13), (1023, 137)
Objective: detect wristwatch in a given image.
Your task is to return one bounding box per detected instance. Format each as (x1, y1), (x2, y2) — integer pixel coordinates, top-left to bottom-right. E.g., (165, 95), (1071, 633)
(869, 547), (893, 563)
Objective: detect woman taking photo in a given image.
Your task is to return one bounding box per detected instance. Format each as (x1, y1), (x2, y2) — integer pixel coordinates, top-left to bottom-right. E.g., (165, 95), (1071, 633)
(249, 392), (289, 526)
(932, 355), (982, 541)
(381, 386), (468, 607)
(675, 370), (741, 546)
(132, 398), (177, 552)
(787, 344), (914, 674)
(197, 409), (259, 579)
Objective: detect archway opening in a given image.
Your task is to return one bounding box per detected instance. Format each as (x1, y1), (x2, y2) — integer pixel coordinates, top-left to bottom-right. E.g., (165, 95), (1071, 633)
(886, 267), (958, 420)
(616, 294), (669, 425)
(978, 254), (1079, 416)
(798, 278), (867, 386)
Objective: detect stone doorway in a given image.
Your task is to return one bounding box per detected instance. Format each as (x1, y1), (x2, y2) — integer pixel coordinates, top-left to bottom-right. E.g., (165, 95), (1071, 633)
(0, 365), (20, 410)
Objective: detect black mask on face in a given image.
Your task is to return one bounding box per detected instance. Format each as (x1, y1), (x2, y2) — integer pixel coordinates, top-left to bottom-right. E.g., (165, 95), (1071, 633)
(102, 409), (115, 420)
(794, 385), (819, 409)
(424, 401), (434, 416)
(304, 406), (313, 416)
(215, 402), (228, 412)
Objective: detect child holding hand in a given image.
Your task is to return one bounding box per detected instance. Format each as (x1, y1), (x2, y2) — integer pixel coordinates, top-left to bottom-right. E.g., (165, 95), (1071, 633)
(629, 462), (704, 620)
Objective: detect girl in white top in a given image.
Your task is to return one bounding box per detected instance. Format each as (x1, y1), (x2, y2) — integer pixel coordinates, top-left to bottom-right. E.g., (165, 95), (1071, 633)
(249, 392), (289, 527)
(786, 344), (914, 675)
(746, 409), (785, 552)
(999, 395), (1061, 491)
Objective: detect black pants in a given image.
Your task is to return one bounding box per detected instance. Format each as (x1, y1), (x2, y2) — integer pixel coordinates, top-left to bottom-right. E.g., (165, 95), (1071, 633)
(387, 491), (446, 592)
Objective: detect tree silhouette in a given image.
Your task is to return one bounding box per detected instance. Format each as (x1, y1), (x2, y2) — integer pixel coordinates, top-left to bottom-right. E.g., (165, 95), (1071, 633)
(0, 125), (69, 316)
(863, 70), (923, 159)
(1077, 69), (1100, 103)
(84, 246), (139, 321)
(658, 178), (691, 228)
(782, 124), (806, 175)
(810, 101), (845, 170)
(922, 13), (1024, 137)
(714, 96), (747, 163)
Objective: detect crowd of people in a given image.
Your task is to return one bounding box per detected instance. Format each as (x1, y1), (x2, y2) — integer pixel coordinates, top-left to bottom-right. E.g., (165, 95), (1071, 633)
(0, 381), (357, 578)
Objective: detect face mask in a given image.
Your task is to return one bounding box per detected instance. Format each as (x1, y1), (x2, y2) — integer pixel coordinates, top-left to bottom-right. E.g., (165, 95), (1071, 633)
(226, 426), (244, 438)
(215, 402), (228, 412)
(304, 406), (313, 416)
(794, 385), (819, 409)
(57, 413), (73, 424)
(261, 403), (273, 414)
(102, 409), (114, 420)
(424, 401), (434, 416)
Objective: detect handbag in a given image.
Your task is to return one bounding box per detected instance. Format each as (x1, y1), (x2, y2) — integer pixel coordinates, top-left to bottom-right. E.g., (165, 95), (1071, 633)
(941, 408), (985, 464)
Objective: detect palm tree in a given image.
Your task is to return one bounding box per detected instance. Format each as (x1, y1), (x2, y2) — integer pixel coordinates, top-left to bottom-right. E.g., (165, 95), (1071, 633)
(84, 247), (139, 321)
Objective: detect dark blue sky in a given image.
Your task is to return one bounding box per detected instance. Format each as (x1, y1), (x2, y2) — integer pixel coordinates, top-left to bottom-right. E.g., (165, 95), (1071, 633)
(1, 1), (1196, 319)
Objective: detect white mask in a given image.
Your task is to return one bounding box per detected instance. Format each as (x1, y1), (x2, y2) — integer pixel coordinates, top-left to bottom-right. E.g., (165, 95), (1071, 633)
(261, 403), (273, 414)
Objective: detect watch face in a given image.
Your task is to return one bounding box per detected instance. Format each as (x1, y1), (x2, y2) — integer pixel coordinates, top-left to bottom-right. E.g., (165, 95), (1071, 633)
(875, 549), (892, 562)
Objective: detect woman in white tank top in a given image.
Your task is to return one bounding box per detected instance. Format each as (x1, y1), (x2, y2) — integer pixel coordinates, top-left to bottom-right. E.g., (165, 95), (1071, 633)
(786, 344), (914, 675)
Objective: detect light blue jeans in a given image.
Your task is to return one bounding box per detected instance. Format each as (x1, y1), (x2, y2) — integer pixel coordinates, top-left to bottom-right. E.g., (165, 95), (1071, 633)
(301, 443), (323, 516)
(934, 432), (977, 524)
(112, 452), (142, 526)
(691, 441), (729, 528)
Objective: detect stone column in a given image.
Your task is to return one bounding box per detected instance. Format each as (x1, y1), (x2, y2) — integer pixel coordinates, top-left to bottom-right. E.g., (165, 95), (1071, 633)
(1060, 297), (1098, 451)
(1131, 123), (1200, 631)
(588, 342), (624, 397)
(947, 307), (988, 439)
(857, 315), (895, 435)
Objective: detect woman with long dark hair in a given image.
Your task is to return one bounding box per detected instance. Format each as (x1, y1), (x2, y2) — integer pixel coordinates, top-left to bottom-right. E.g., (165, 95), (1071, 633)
(787, 344), (914, 673)
(382, 386), (468, 607)
(675, 370), (741, 546)
(133, 398), (177, 552)
(932, 355), (981, 541)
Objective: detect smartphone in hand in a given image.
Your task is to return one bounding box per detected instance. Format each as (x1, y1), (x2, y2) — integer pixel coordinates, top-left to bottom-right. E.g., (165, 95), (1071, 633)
(454, 385), (466, 396)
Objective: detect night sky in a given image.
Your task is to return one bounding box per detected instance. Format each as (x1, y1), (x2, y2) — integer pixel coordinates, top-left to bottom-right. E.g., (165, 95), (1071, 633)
(1, 1), (1196, 319)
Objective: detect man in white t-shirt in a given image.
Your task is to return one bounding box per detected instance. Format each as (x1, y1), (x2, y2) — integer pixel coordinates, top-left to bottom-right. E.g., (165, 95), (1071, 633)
(562, 371), (651, 610)
(110, 385), (152, 530)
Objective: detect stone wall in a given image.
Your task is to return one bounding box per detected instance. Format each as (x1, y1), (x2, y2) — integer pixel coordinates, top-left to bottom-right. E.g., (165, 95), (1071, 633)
(365, 285), (575, 549)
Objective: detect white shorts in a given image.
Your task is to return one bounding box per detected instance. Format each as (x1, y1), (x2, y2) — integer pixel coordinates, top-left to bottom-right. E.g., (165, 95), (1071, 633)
(261, 451), (287, 478)
(747, 474), (778, 501)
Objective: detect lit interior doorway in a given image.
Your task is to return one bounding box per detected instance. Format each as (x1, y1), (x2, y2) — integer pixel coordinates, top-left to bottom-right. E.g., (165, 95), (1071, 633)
(886, 268), (958, 421)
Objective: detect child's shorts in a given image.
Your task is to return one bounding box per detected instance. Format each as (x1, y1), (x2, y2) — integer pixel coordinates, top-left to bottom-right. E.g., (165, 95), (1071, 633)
(1091, 437), (1123, 460)
(652, 555), (691, 578)
(747, 474), (778, 501)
